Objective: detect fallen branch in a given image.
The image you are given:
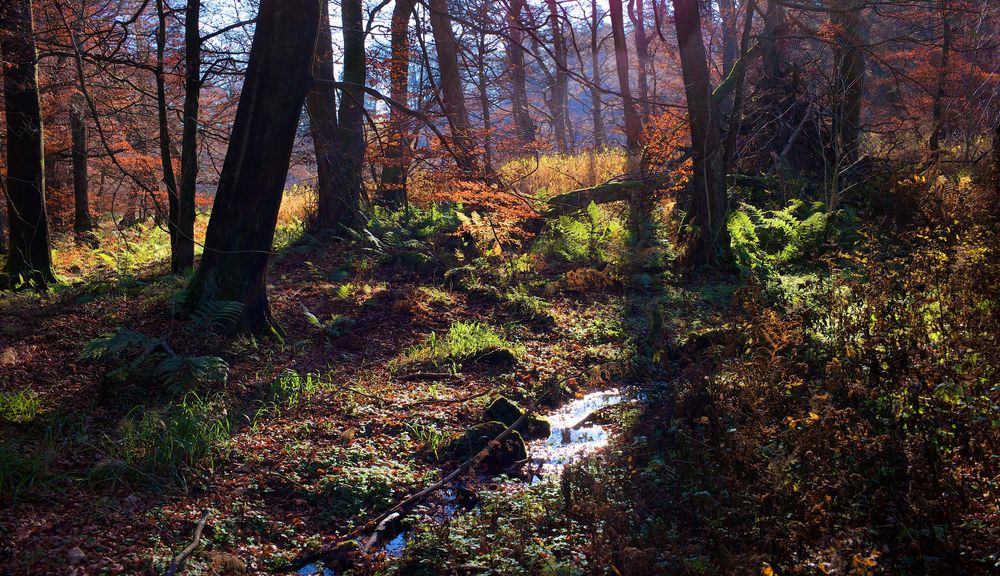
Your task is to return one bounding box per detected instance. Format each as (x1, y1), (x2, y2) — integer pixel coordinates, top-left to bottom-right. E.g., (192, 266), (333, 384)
(164, 509), (210, 576)
(288, 398), (539, 569)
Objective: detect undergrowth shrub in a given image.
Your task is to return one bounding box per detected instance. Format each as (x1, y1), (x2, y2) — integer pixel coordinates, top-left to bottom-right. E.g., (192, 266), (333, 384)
(727, 199), (830, 278)
(392, 479), (590, 575)
(398, 321), (524, 369)
(79, 300), (239, 390)
(534, 201), (623, 265)
(628, 221), (1000, 573)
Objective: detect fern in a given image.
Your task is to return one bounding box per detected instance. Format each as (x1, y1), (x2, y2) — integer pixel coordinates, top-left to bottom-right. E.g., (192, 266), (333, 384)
(79, 329), (159, 360)
(188, 300), (244, 337)
(727, 200), (829, 278)
(80, 328), (228, 390)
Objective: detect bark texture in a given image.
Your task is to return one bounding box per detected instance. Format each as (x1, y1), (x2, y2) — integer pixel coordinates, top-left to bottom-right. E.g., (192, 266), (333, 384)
(187, 0), (322, 334)
(673, 0), (726, 264)
(380, 0), (417, 208)
(176, 0), (200, 272)
(70, 92), (93, 236)
(1, 0), (55, 288)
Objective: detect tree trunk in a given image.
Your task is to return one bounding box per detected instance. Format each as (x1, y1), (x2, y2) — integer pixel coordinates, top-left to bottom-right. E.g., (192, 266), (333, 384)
(628, 0), (651, 122)
(333, 0), (367, 229)
(70, 92), (94, 237)
(608, 0), (643, 157)
(928, 0), (951, 164)
(717, 0), (739, 117)
(722, 0), (756, 174)
(176, 0), (200, 272)
(589, 0), (606, 147)
(428, 0), (477, 173)
(760, 0), (785, 159)
(476, 10), (493, 172)
(380, 0), (416, 208)
(156, 0), (182, 272)
(187, 0), (322, 335)
(672, 0), (726, 265)
(609, 0), (648, 245)
(307, 0), (342, 226)
(507, 0), (535, 145)
(831, 0), (864, 165)
(545, 0), (570, 154)
(1, 0), (55, 289)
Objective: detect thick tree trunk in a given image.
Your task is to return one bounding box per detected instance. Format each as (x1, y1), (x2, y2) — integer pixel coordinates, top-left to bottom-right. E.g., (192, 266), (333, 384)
(177, 0), (200, 272)
(334, 0), (367, 229)
(589, 0), (606, 147)
(187, 0), (321, 334)
(307, 0), (342, 226)
(928, 0), (951, 164)
(428, 0), (477, 173)
(545, 0), (570, 154)
(380, 0), (416, 208)
(673, 0), (726, 265)
(831, 0), (864, 164)
(156, 0), (182, 272)
(507, 0), (536, 145)
(1, 0), (55, 289)
(70, 92), (93, 237)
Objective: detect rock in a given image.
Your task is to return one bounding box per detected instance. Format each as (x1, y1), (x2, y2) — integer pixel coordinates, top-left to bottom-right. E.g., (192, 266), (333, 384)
(485, 397), (551, 440)
(471, 347), (518, 367)
(449, 421), (527, 472)
(67, 547), (86, 565)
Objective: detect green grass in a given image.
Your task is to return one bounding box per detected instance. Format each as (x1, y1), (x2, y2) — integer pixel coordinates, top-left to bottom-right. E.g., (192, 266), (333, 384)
(115, 392), (232, 485)
(0, 388), (41, 423)
(398, 321), (525, 368)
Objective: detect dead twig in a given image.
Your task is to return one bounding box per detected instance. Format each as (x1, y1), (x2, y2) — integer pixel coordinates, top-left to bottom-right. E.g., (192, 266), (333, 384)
(164, 509), (210, 576)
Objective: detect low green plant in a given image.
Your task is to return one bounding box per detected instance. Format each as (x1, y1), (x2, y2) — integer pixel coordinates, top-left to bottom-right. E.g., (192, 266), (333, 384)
(398, 321), (524, 368)
(727, 199), (829, 278)
(392, 480), (589, 575)
(407, 420), (448, 460)
(534, 202), (623, 264)
(262, 370), (322, 410)
(0, 388), (41, 423)
(116, 392), (232, 484)
(80, 300), (238, 389)
(300, 304), (356, 338)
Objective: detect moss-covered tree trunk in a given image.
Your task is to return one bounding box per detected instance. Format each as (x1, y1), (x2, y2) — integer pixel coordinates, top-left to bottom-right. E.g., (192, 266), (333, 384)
(186, 0), (321, 335)
(1, 0), (55, 289)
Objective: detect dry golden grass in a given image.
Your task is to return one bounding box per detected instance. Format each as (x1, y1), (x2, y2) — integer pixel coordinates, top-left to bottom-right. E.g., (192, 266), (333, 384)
(499, 150), (627, 199)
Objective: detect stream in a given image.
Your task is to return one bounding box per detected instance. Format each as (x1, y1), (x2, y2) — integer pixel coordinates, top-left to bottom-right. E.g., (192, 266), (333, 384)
(296, 387), (629, 575)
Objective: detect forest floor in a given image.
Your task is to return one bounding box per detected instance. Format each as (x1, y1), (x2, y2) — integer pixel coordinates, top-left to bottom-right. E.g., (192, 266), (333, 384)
(0, 206), (687, 575)
(1, 188), (998, 575)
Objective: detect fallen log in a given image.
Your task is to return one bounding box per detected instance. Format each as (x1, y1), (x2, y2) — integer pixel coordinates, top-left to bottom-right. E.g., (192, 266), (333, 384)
(541, 178), (646, 218)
